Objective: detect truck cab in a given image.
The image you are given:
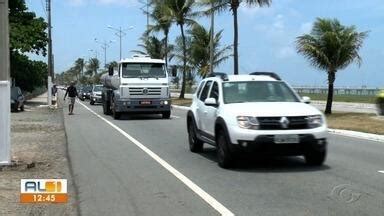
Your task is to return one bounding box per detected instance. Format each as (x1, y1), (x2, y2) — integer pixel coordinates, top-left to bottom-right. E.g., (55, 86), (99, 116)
(102, 55), (171, 119)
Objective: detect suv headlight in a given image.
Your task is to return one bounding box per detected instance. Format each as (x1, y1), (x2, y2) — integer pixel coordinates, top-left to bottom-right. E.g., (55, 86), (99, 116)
(307, 115), (324, 128)
(237, 116), (259, 130)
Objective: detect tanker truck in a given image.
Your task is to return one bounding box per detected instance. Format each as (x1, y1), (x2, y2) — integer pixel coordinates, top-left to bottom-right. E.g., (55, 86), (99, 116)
(101, 55), (171, 119)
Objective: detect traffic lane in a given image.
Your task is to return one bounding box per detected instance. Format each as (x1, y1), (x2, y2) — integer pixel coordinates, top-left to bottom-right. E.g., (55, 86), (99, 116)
(85, 104), (384, 216)
(63, 99), (219, 216)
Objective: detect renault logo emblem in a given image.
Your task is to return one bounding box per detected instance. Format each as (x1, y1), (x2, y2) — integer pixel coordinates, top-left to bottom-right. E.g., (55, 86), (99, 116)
(142, 88), (148, 95)
(280, 117), (290, 129)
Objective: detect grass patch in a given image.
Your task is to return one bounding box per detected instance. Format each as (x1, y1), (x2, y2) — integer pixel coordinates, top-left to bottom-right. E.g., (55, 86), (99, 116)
(326, 112), (384, 135)
(172, 98), (192, 106)
(300, 93), (377, 104)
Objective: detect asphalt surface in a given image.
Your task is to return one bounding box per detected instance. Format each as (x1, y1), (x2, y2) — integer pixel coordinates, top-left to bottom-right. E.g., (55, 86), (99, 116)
(60, 91), (384, 216)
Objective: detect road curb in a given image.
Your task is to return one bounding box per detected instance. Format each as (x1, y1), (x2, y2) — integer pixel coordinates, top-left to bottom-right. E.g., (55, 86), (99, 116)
(328, 129), (384, 143)
(172, 105), (191, 111)
(172, 105), (384, 143)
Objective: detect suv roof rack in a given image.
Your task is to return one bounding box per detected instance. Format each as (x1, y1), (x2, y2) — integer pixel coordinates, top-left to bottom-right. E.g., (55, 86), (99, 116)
(208, 72), (229, 81)
(249, 72), (281, 81)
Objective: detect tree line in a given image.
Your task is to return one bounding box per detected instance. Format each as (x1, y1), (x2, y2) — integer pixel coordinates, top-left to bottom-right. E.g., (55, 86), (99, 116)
(60, 0), (369, 114)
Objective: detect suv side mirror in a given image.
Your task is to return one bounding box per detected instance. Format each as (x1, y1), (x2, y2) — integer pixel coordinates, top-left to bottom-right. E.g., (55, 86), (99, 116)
(302, 96), (311, 104)
(204, 98), (218, 107)
(108, 66), (114, 76)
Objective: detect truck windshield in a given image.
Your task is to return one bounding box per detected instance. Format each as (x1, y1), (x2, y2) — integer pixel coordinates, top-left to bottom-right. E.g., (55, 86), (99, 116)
(122, 63), (166, 78)
(223, 81), (300, 104)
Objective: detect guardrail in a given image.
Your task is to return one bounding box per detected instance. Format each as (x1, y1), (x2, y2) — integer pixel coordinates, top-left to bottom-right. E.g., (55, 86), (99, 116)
(293, 87), (381, 96)
(170, 86), (382, 96)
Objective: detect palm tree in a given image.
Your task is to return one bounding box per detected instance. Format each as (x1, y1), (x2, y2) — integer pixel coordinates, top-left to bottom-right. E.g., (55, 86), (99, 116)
(132, 35), (170, 59)
(296, 18), (368, 114)
(74, 58), (85, 77)
(146, 1), (173, 67)
(189, 23), (232, 78)
(87, 58), (100, 76)
(202, 0), (271, 75)
(162, 0), (197, 99)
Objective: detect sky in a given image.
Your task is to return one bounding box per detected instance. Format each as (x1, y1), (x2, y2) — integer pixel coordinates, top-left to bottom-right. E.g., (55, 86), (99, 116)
(25, 0), (384, 88)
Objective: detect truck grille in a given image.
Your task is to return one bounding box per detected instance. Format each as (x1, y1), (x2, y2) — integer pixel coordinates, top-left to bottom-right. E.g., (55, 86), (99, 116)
(257, 116), (309, 130)
(128, 87), (162, 96)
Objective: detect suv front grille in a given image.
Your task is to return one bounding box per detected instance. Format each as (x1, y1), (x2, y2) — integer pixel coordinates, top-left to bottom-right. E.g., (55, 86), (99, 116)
(257, 116), (309, 130)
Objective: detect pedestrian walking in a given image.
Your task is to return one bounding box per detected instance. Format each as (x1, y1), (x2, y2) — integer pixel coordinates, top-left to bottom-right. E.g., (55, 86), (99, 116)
(64, 81), (78, 115)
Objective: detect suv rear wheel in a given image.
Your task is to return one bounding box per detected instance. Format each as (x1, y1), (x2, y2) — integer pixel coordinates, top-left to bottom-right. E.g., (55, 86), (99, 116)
(187, 119), (203, 152)
(217, 130), (233, 168)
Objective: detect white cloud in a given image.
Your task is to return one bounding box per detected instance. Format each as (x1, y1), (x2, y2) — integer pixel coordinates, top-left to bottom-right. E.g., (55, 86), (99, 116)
(277, 46), (295, 59)
(299, 22), (313, 34)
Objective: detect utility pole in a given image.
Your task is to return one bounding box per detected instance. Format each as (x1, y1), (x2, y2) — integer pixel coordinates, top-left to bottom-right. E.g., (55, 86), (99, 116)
(46, 0), (53, 106)
(108, 25), (133, 60)
(209, 1), (215, 75)
(95, 39), (114, 68)
(0, 0), (11, 165)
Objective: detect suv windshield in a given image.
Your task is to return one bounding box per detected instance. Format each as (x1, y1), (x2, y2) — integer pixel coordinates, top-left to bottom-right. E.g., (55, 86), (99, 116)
(223, 81), (299, 104)
(93, 85), (103, 92)
(122, 63), (166, 78)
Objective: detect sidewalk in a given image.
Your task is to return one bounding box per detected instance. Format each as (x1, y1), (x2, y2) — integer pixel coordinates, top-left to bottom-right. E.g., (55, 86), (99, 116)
(0, 94), (77, 215)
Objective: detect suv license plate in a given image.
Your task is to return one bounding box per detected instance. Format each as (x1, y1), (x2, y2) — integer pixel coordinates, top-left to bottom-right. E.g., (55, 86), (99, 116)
(140, 101), (151, 105)
(274, 134), (299, 144)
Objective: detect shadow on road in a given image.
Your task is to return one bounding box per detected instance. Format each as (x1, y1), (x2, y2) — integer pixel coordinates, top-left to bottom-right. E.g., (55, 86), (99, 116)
(198, 146), (331, 173)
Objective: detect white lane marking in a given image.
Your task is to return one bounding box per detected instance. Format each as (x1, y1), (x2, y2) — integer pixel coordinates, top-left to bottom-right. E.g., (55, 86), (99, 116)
(77, 101), (235, 216)
(378, 171), (384, 174)
(171, 115), (180, 119)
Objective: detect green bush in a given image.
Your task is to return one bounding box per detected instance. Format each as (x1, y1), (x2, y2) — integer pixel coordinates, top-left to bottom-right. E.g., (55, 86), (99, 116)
(376, 90), (384, 115)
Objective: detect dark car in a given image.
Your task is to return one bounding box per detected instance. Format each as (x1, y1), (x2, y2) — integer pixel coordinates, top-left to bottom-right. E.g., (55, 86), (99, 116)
(82, 86), (92, 99)
(10, 86), (25, 112)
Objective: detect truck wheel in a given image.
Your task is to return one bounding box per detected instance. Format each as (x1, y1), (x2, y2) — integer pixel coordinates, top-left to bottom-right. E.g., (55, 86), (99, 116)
(305, 149), (326, 166)
(162, 111), (171, 119)
(217, 130), (233, 168)
(103, 100), (111, 115)
(112, 99), (120, 120)
(187, 119), (203, 152)
(90, 100), (95, 105)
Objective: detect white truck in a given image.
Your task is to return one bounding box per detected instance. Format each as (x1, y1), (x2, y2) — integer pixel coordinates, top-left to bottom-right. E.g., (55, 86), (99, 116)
(101, 55), (171, 119)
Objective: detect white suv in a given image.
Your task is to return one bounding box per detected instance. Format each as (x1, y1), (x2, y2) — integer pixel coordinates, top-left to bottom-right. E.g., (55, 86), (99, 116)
(187, 72), (328, 168)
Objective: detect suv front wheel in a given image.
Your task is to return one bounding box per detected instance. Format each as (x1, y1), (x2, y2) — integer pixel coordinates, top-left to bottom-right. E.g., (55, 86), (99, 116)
(216, 130), (233, 168)
(305, 149), (326, 166)
(187, 119), (203, 152)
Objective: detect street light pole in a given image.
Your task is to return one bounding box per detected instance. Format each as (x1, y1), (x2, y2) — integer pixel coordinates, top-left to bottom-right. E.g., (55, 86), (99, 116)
(0, 0), (11, 165)
(95, 39), (114, 68)
(108, 25), (133, 60)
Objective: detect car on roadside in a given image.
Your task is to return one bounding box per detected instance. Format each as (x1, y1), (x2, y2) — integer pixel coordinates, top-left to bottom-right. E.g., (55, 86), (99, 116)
(81, 85), (92, 100)
(90, 84), (103, 105)
(187, 72), (328, 168)
(10, 86), (25, 112)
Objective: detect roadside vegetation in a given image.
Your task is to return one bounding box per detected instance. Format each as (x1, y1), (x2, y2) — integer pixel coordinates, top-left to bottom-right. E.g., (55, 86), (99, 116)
(9, 0), (48, 92)
(296, 18), (368, 114)
(57, 0), (375, 116)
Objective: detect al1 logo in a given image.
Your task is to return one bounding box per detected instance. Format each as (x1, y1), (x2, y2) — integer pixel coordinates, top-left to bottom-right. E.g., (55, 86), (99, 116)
(20, 179), (68, 203)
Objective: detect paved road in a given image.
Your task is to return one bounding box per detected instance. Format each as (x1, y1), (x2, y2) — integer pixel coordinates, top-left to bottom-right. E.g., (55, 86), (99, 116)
(61, 91), (384, 216)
